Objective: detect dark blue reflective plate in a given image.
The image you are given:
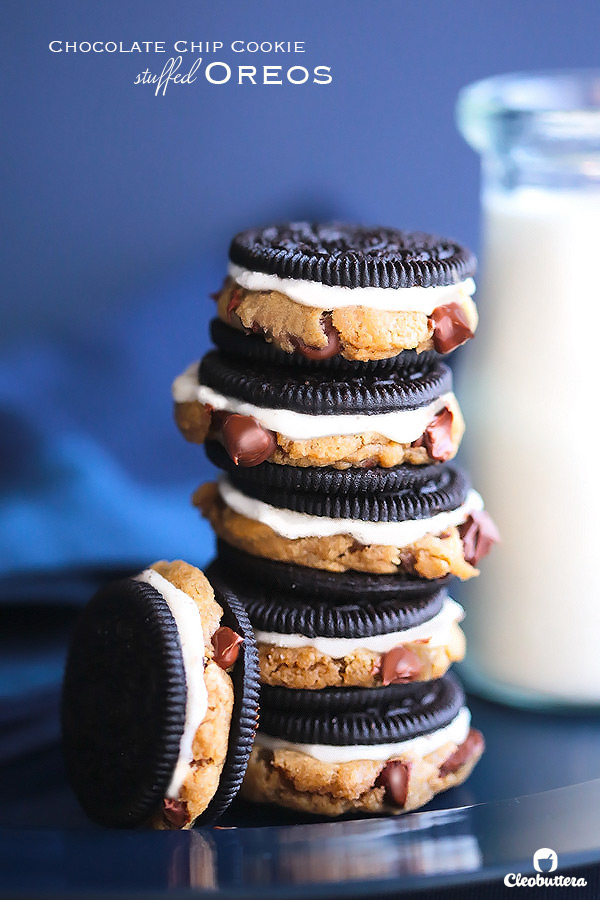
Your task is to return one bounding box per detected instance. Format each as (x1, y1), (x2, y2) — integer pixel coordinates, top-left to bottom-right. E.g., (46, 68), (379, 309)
(1, 568), (600, 898)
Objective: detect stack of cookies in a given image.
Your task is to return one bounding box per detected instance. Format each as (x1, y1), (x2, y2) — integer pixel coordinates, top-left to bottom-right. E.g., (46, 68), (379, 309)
(174, 223), (498, 817)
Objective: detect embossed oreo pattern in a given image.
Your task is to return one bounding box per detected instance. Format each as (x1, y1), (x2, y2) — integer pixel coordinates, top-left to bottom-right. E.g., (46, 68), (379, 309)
(207, 443), (470, 522)
(199, 351), (452, 415)
(259, 675), (465, 745)
(207, 555), (446, 638)
(62, 579), (187, 828)
(229, 223), (476, 288)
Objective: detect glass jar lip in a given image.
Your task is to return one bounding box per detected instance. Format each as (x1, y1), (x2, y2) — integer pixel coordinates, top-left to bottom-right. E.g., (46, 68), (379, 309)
(457, 69), (600, 155)
(459, 68), (600, 115)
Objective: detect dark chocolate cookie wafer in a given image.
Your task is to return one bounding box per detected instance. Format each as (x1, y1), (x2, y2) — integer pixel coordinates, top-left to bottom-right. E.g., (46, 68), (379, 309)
(210, 319), (439, 373)
(62, 578), (186, 828)
(260, 675), (465, 745)
(206, 555), (446, 638)
(207, 442), (470, 521)
(61, 561), (259, 829)
(199, 351), (452, 416)
(230, 223), (476, 289)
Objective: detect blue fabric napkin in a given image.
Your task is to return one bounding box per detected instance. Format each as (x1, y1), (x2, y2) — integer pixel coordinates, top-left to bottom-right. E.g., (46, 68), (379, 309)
(0, 271), (219, 576)
(0, 429), (214, 573)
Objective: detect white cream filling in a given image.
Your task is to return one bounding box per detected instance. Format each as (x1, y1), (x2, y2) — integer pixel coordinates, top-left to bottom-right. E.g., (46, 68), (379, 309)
(218, 477), (484, 547)
(135, 568), (208, 799)
(254, 597), (464, 656)
(228, 262), (476, 313)
(256, 706), (471, 763)
(173, 364), (456, 445)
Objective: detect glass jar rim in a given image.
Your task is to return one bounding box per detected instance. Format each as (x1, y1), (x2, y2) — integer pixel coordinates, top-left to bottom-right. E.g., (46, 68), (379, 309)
(457, 69), (600, 156)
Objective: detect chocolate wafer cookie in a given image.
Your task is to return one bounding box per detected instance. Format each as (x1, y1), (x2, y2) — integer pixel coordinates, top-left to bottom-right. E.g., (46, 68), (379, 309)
(215, 223), (478, 362)
(207, 548), (465, 689)
(62, 560), (259, 829)
(242, 675), (484, 816)
(173, 351), (464, 468)
(194, 452), (498, 578)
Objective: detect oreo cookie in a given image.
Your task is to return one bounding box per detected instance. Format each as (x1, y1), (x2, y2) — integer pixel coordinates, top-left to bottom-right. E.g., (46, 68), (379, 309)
(210, 319), (439, 373)
(259, 675), (464, 745)
(207, 553), (446, 638)
(229, 223), (476, 289)
(207, 442), (469, 522)
(61, 563), (259, 829)
(199, 350), (451, 416)
(62, 578), (187, 828)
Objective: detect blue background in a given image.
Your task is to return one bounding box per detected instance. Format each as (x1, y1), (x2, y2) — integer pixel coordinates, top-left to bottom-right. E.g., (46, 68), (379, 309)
(2, 0), (600, 572)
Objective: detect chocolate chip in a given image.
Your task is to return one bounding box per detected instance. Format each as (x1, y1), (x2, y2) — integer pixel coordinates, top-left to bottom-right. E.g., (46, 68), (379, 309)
(359, 457), (378, 468)
(399, 549), (417, 573)
(212, 626), (243, 670)
(380, 646), (423, 685)
(291, 313), (341, 360)
(221, 414), (277, 467)
(439, 728), (485, 776)
(375, 760), (411, 807)
(431, 302), (474, 353)
(211, 408), (227, 430)
(413, 407), (454, 461)
(348, 539), (366, 554)
(162, 798), (190, 829)
(458, 511), (500, 566)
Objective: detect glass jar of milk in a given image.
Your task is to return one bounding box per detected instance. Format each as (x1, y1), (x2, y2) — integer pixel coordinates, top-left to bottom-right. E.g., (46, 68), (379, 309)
(456, 70), (600, 708)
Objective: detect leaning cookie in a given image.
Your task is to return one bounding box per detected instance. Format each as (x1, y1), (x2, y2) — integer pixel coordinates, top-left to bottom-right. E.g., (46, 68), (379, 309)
(207, 547), (464, 689)
(215, 223), (478, 362)
(242, 676), (484, 817)
(173, 351), (464, 469)
(61, 560), (259, 829)
(194, 447), (499, 578)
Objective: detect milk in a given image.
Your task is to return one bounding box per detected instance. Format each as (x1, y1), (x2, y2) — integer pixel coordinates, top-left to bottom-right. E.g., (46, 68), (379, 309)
(461, 187), (600, 705)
